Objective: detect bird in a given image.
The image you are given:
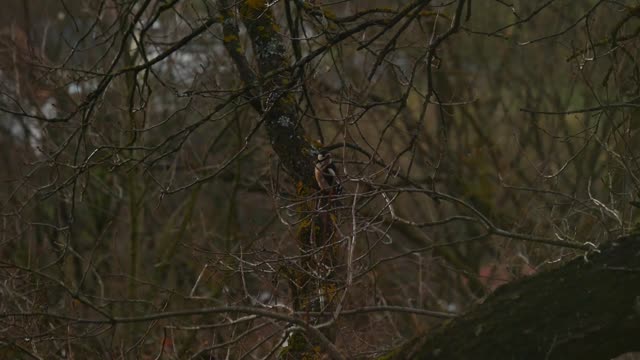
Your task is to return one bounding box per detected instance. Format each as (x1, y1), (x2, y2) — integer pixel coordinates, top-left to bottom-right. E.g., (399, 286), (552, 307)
(314, 151), (343, 195)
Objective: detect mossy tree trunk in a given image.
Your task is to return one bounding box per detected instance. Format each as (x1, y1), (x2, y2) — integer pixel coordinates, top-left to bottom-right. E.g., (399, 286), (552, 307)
(219, 0), (340, 357)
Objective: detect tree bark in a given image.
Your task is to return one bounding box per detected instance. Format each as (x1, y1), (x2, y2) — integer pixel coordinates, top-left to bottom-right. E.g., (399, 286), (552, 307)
(218, 1), (340, 356)
(391, 234), (640, 360)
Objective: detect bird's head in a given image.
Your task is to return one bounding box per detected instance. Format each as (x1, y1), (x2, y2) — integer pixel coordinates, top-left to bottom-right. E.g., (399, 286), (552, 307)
(316, 151), (333, 167)
(316, 151), (332, 165)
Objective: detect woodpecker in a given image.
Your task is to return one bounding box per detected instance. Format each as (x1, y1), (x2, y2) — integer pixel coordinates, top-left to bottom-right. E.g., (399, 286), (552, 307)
(314, 151), (343, 195)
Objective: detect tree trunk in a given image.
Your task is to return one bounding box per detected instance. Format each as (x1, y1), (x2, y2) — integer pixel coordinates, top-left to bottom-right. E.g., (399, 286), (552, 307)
(219, 1), (340, 356)
(392, 234), (640, 360)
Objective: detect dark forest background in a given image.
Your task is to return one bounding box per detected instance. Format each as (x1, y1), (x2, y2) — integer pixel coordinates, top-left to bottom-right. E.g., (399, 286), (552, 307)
(0, 0), (639, 359)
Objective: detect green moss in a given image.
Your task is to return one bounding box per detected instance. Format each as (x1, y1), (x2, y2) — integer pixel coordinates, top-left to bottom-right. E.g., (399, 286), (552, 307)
(246, 0), (266, 10)
(223, 34), (238, 43)
(323, 9), (336, 19)
(376, 349), (402, 360)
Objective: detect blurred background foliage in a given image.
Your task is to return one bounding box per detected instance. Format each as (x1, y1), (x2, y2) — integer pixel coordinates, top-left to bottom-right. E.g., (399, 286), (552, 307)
(0, 0), (639, 358)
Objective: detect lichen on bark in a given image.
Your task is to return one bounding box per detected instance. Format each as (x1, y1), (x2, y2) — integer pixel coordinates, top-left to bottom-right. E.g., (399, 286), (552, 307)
(219, 1), (340, 358)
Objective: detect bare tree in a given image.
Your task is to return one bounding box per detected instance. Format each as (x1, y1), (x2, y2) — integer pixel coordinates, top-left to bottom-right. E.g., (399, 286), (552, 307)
(1, 0), (639, 359)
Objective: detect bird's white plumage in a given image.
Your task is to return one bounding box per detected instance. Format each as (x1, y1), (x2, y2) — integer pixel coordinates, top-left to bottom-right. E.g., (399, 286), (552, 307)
(314, 152), (342, 194)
